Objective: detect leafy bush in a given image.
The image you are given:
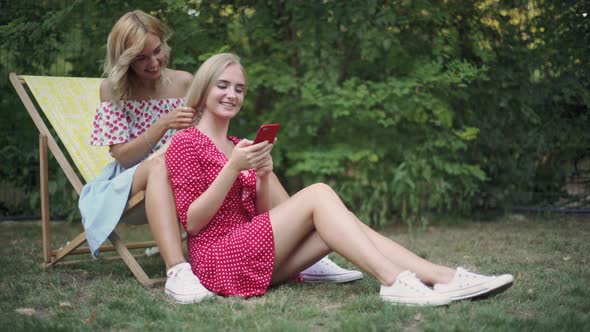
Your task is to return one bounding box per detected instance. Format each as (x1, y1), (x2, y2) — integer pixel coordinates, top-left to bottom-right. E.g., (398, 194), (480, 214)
(1, 1), (587, 225)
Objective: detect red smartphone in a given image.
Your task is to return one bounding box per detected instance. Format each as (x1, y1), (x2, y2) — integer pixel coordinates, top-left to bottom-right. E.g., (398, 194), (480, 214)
(253, 123), (281, 144)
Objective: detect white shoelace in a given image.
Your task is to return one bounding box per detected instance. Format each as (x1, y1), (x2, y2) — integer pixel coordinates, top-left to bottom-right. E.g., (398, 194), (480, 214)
(398, 272), (432, 294)
(302, 258), (344, 274)
(319, 258), (341, 270)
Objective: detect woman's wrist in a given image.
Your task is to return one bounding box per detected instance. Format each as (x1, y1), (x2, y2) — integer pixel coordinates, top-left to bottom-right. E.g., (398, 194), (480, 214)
(145, 119), (168, 149)
(154, 117), (170, 135)
(224, 160), (243, 176)
(143, 131), (155, 150)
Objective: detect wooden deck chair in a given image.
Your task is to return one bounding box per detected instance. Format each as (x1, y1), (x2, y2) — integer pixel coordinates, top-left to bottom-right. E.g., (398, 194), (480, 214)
(9, 73), (164, 287)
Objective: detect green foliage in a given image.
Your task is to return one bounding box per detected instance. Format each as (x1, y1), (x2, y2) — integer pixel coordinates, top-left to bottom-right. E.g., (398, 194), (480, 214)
(453, 0), (590, 212)
(211, 1), (492, 225)
(1, 1), (588, 225)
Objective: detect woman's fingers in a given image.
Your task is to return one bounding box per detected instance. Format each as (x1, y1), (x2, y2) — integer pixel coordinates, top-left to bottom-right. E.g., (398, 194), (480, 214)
(247, 143), (274, 157)
(230, 139), (274, 171)
(254, 155), (273, 176)
(248, 145), (272, 163)
(249, 152), (270, 166)
(181, 107), (197, 116)
(248, 140), (269, 151)
(164, 106), (198, 130)
(238, 148), (271, 169)
(236, 139), (252, 148)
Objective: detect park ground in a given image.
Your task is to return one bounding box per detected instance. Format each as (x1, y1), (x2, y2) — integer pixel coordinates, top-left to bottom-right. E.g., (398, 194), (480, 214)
(1, 214), (589, 331)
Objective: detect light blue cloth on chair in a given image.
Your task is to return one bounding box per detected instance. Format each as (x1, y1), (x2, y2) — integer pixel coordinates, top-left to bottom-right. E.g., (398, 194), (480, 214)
(79, 161), (140, 257)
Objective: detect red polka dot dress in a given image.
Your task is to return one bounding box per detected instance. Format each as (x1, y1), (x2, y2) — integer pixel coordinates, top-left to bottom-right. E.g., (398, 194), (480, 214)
(165, 127), (275, 298)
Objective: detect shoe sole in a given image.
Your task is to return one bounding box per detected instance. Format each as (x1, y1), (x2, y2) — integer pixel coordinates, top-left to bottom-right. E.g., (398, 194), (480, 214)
(165, 288), (214, 304)
(300, 271), (364, 283)
(381, 295), (451, 307)
(440, 274), (514, 301)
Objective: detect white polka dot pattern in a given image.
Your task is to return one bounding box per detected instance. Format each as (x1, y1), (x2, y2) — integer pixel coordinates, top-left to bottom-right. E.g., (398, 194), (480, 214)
(166, 127), (275, 297)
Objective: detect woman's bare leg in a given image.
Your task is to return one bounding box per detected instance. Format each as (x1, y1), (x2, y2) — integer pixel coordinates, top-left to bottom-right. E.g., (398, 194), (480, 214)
(131, 155), (212, 303)
(270, 217), (455, 285)
(271, 231), (330, 283)
(355, 219), (454, 285)
(268, 182), (461, 287)
(131, 155), (185, 270)
(269, 183), (402, 286)
(268, 173), (363, 282)
(268, 172), (331, 279)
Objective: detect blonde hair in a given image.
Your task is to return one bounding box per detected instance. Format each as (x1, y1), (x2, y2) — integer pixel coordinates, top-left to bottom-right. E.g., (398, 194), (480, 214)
(185, 53), (247, 124)
(104, 10), (172, 102)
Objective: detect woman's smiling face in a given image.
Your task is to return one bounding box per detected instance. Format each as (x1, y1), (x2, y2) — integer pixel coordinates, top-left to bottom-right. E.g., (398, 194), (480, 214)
(204, 63), (246, 120)
(129, 33), (165, 81)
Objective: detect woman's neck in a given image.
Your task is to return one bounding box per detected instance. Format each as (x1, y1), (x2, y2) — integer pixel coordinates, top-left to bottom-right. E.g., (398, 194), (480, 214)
(196, 114), (230, 144)
(134, 78), (160, 93)
(128, 71), (165, 99)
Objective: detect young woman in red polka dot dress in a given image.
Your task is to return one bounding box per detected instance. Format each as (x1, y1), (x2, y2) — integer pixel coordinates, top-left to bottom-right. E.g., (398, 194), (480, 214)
(166, 53), (514, 306)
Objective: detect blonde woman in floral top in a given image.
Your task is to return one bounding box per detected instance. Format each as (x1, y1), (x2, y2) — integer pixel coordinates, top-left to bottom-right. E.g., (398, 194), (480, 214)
(79, 10), (212, 304)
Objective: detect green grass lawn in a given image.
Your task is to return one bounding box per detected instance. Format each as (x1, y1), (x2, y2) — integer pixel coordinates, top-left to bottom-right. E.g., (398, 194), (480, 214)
(1, 215), (589, 331)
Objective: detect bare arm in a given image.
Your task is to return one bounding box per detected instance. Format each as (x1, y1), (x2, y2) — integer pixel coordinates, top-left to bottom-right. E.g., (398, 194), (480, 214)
(185, 161), (241, 235)
(101, 72), (196, 168)
(146, 139), (171, 161)
(110, 120), (170, 168)
(255, 154), (274, 213)
(268, 172), (290, 208)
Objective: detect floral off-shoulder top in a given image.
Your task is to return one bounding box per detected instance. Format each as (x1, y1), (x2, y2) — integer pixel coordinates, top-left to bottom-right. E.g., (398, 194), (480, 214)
(90, 98), (183, 154)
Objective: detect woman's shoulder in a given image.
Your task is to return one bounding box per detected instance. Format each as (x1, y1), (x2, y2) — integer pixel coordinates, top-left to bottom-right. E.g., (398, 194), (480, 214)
(167, 69), (193, 83)
(171, 127), (204, 146)
(166, 69), (193, 92)
(99, 79), (111, 102)
(168, 129), (209, 159)
(96, 80), (118, 112)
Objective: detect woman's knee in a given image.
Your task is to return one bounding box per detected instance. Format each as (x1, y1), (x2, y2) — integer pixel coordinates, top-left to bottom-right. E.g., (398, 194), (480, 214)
(308, 182), (335, 196)
(303, 183), (340, 205)
(147, 154), (170, 179)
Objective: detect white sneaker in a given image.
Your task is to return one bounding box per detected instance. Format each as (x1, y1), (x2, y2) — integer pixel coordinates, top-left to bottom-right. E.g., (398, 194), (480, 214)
(146, 233), (187, 256)
(165, 262), (214, 304)
(380, 271), (451, 306)
(434, 267), (514, 301)
(145, 246), (160, 256)
(300, 256), (363, 283)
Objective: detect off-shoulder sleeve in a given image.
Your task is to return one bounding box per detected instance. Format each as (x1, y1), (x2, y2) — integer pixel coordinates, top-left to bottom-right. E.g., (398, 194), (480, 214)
(165, 131), (207, 230)
(90, 102), (131, 146)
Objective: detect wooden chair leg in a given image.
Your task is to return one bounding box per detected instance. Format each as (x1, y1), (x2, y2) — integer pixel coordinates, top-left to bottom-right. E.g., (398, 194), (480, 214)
(45, 232), (88, 267)
(39, 134), (87, 268)
(39, 134), (52, 264)
(108, 231), (165, 287)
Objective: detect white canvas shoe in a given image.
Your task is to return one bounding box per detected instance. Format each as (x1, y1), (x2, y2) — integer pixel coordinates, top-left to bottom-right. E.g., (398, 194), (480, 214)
(434, 267), (514, 301)
(165, 263), (214, 304)
(146, 233), (188, 256)
(300, 257), (363, 283)
(145, 246), (160, 256)
(380, 271), (451, 306)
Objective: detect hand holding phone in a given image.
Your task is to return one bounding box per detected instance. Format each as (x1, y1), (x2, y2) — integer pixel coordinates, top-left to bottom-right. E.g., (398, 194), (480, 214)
(253, 123), (280, 144)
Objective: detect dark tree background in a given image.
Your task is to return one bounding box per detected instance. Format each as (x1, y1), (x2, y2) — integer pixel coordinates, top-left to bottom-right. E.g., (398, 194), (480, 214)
(1, 0), (588, 225)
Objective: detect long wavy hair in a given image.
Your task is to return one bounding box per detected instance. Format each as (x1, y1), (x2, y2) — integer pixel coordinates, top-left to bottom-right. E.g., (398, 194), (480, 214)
(104, 10), (172, 102)
(184, 53), (247, 124)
